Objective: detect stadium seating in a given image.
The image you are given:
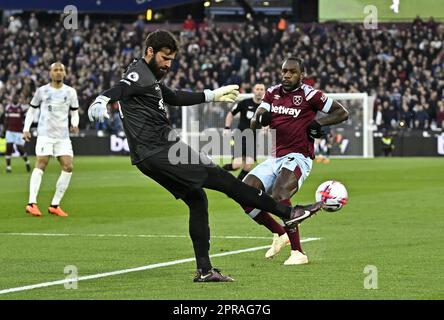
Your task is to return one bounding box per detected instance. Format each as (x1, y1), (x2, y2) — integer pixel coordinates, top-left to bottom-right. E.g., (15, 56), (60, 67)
(0, 15), (443, 132)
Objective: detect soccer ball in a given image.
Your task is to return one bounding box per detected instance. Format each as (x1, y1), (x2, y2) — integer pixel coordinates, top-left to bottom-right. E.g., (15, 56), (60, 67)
(315, 180), (348, 212)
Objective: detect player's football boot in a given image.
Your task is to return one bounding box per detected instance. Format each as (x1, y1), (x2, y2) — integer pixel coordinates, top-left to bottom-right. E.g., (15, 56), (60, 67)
(284, 202), (324, 228)
(6, 166), (11, 173)
(284, 250), (309, 265)
(265, 233), (290, 259)
(48, 206), (68, 217)
(26, 163), (31, 173)
(193, 268), (234, 282)
(25, 204), (42, 217)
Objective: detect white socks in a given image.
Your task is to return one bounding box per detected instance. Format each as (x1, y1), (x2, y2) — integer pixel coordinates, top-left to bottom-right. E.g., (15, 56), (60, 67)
(51, 171), (72, 206)
(29, 169), (72, 206)
(29, 168), (44, 204)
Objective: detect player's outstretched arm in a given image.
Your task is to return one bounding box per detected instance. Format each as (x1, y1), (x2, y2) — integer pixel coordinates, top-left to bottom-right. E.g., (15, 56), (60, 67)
(88, 95), (110, 123)
(88, 81), (136, 122)
(161, 84), (240, 106)
(204, 85), (239, 103)
(160, 85), (206, 106)
(308, 101), (349, 139)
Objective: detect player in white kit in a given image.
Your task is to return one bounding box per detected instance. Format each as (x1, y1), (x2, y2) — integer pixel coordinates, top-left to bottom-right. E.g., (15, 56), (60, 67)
(22, 62), (79, 217)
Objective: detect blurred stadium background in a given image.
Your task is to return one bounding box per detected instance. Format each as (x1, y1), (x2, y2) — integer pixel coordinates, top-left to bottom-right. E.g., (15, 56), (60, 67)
(0, 0), (443, 300)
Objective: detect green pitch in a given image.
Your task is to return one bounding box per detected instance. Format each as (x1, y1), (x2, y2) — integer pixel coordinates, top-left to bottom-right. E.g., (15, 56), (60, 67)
(0, 156), (443, 299)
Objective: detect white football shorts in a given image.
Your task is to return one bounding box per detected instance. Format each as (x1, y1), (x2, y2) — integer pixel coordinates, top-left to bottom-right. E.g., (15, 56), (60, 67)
(5, 131), (26, 146)
(35, 136), (73, 157)
(247, 152), (312, 193)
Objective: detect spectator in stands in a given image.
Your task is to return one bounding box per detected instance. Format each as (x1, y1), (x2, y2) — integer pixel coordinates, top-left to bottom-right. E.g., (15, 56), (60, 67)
(183, 14), (197, 35)
(107, 107), (123, 135)
(436, 101), (444, 129)
(277, 13), (287, 32)
(1, 15), (443, 136)
(84, 14), (91, 29)
(29, 13), (39, 32)
(374, 104), (383, 130)
(414, 105), (429, 129)
(8, 16), (22, 34)
(400, 104), (414, 129)
(382, 101), (398, 129)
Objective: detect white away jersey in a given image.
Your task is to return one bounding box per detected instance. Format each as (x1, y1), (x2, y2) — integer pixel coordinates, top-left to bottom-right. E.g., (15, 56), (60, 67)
(30, 84), (79, 139)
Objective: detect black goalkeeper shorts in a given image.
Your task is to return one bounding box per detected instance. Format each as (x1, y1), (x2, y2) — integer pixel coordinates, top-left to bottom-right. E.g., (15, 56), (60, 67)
(136, 141), (217, 199)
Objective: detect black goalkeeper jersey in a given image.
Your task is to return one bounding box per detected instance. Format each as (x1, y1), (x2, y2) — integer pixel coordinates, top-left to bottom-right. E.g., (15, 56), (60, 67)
(230, 98), (261, 131)
(103, 58), (205, 164)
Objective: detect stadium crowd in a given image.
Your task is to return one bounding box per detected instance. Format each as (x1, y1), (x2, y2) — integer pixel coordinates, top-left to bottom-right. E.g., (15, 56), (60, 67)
(1, 13), (444, 133)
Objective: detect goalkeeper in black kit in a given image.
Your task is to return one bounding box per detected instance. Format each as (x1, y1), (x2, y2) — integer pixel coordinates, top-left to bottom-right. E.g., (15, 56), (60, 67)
(88, 30), (322, 282)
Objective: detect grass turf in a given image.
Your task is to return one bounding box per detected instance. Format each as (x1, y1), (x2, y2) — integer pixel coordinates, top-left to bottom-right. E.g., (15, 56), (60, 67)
(0, 156), (443, 299)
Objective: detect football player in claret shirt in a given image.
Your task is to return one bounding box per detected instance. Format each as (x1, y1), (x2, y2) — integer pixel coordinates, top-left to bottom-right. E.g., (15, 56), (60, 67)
(88, 30), (322, 282)
(246, 57), (349, 265)
(2, 94), (31, 173)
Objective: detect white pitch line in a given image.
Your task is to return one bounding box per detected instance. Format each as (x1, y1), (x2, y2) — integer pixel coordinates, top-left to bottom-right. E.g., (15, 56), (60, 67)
(0, 238), (320, 296)
(0, 232), (275, 240)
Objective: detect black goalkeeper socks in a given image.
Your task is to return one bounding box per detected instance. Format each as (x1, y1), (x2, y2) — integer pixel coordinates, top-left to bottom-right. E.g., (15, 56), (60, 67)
(183, 189), (213, 275)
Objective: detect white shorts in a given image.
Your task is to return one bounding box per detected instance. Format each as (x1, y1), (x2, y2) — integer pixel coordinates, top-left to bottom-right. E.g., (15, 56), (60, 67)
(5, 131), (25, 146)
(247, 152), (313, 193)
(35, 136), (73, 157)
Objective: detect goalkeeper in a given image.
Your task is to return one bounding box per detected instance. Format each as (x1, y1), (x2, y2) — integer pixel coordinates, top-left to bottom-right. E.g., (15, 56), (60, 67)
(88, 30), (315, 283)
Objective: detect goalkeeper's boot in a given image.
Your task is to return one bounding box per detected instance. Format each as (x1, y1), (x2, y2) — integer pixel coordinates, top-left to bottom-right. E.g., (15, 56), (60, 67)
(265, 233), (290, 259)
(48, 206), (68, 217)
(26, 203), (42, 217)
(193, 268), (234, 282)
(284, 202), (324, 228)
(284, 250), (309, 265)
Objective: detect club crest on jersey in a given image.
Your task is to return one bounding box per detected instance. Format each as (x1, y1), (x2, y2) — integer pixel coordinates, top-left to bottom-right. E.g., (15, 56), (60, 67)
(127, 72), (140, 82)
(293, 95), (303, 106)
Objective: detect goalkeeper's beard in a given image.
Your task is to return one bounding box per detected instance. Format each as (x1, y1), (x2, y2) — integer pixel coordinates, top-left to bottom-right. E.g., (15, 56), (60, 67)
(148, 58), (169, 80)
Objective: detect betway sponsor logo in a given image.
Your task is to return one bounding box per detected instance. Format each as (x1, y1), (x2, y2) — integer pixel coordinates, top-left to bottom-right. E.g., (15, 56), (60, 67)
(271, 105), (301, 118)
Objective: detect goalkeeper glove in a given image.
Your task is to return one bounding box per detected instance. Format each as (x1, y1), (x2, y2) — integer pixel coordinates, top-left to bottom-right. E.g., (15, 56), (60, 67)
(307, 120), (322, 139)
(256, 111), (272, 127)
(88, 95), (111, 122)
(204, 85), (239, 103)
